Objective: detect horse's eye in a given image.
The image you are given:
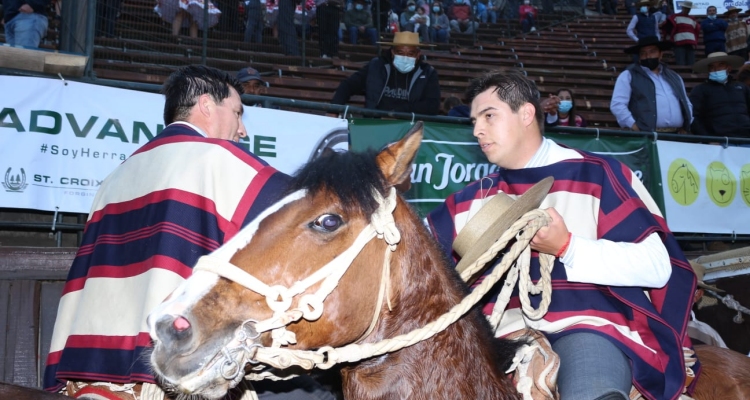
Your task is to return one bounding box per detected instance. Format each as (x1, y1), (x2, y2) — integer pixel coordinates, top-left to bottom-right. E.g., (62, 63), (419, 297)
(310, 214), (343, 232)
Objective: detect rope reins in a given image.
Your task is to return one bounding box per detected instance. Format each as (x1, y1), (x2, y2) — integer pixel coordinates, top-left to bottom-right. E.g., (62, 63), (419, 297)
(191, 186), (553, 382)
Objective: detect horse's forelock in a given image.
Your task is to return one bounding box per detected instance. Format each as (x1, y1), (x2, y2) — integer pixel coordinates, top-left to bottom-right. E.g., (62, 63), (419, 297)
(290, 150), (387, 218)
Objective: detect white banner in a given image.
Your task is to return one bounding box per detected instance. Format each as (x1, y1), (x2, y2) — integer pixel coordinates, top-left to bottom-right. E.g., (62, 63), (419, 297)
(0, 76), (347, 214)
(674, 0), (747, 15)
(658, 140), (750, 234)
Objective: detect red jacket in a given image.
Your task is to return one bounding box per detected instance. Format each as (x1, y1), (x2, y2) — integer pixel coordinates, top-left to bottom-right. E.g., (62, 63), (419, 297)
(519, 4), (537, 22)
(668, 13), (700, 46)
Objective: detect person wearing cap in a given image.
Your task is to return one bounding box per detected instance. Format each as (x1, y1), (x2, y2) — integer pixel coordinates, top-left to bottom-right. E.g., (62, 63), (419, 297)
(448, 0), (479, 34)
(344, 0), (378, 45)
(610, 36), (693, 133)
(664, 0), (700, 65)
(688, 261), (729, 348)
(427, 69), (697, 400)
(330, 31), (441, 115)
(701, 5), (728, 55)
(724, 6), (748, 60)
(689, 52), (750, 137)
(400, 0), (428, 39)
(237, 66), (267, 96)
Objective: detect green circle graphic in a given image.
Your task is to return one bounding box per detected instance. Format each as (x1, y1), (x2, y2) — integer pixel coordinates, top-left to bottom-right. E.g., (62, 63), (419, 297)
(706, 161), (736, 207)
(667, 158), (700, 206)
(740, 164), (750, 207)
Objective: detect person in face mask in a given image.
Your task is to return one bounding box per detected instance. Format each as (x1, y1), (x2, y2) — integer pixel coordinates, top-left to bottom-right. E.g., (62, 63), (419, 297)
(700, 6), (728, 55)
(400, 0), (428, 39)
(626, 0), (661, 54)
(689, 51), (750, 137)
(331, 31), (441, 115)
(610, 36), (693, 133)
(544, 88), (586, 127)
(429, 1), (450, 43)
(722, 7), (748, 60)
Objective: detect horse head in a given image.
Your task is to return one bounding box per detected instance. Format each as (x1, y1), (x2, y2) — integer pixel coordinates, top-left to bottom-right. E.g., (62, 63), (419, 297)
(147, 123), (424, 399)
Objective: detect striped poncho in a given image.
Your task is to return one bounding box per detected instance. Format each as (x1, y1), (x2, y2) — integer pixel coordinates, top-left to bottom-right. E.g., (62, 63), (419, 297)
(44, 123), (290, 391)
(427, 147), (697, 400)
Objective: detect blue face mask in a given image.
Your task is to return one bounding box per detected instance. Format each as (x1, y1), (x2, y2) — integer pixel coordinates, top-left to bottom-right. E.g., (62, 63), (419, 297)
(640, 6), (648, 13)
(558, 100), (573, 113)
(707, 14), (716, 19)
(433, 5), (440, 11)
(408, 5), (416, 11)
(355, 3), (363, 9)
(709, 70), (728, 83)
(393, 55), (416, 73)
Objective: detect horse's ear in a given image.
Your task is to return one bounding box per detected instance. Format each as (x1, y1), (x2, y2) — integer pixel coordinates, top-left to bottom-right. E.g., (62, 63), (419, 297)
(376, 121), (423, 192)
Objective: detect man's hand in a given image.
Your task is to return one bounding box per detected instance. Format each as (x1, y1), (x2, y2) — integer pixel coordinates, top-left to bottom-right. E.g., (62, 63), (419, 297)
(20, 4), (34, 13)
(530, 208), (571, 257)
(359, 25), (365, 32)
(541, 94), (560, 115)
(631, 123), (640, 131)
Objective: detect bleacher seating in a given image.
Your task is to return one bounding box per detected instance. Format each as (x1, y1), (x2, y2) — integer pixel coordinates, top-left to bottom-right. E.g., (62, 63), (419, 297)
(0, 0), (712, 127)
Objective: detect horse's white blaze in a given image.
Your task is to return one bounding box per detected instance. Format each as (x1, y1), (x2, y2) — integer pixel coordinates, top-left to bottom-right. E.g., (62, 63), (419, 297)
(147, 270), (220, 341)
(147, 190), (306, 341)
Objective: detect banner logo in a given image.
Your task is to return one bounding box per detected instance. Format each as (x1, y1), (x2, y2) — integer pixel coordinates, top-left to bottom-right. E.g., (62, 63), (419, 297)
(3, 167), (28, 192)
(667, 158), (700, 206)
(706, 161), (736, 207)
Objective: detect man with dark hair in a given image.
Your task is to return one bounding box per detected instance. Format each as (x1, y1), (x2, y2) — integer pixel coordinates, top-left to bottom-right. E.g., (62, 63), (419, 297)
(701, 5), (728, 55)
(610, 36), (692, 133)
(44, 65), (333, 400)
(428, 69), (698, 400)
(331, 31), (440, 115)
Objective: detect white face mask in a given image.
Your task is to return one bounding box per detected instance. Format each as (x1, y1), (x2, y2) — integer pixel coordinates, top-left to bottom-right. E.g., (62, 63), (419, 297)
(393, 55), (416, 73)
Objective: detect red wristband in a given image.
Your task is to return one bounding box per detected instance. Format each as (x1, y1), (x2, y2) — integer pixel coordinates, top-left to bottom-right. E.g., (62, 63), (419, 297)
(555, 232), (572, 258)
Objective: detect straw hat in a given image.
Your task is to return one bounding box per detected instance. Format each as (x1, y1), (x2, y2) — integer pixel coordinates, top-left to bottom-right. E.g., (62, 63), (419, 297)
(678, 0), (693, 8)
(689, 261), (724, 292)
(454, 177), (554, 275)
(724, 5), (743, 14)
(692, 51), (745, 73)
(377, 31), (435, 47)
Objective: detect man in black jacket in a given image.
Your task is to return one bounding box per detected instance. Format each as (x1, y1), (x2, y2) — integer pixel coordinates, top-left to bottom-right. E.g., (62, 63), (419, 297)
(331, 31), (441, 115)
(690, 51), (750, 137)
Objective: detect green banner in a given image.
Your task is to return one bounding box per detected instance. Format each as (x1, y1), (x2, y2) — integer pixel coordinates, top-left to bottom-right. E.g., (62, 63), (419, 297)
(348, 119), (663, 216)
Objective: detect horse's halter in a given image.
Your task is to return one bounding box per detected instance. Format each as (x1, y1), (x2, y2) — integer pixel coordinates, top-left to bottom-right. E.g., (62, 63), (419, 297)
(191, 186), (400, 381)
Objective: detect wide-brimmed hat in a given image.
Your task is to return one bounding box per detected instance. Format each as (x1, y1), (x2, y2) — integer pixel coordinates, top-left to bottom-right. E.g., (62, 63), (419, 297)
(689, 261), (724, 292)
(237, 67), (264, 84)
(377, 31), (435, 47)
(724, 5), (743, 14)
(624, 35), (673, 54)
(453, 177), (554, 275)
(693, 51), (745, 73)
(637, 0), (652, 5)
(678, 0), (693, 8)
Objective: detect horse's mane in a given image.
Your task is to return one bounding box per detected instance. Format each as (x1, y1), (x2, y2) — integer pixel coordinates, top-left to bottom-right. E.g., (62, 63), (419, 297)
(289, 150), (386, 217)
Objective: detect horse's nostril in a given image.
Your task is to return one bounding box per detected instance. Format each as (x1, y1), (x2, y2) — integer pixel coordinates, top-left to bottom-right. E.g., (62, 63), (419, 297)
(174, 316), (191, 332)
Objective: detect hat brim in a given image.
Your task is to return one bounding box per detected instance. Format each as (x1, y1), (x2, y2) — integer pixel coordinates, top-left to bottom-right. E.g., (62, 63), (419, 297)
(724, 8), (743, 14)
(239, 77), (265, 83)
(693, 54), (745, 72)
(624, 41), (673, 54)
(454, 176), (554, 277)
(376, 40), (436, 47)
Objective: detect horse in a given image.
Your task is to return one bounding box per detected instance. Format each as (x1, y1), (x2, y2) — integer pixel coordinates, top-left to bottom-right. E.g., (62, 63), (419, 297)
(147, 122), (523, 399)
(145, 123), (750, 400)
(0, 382), (69, 399)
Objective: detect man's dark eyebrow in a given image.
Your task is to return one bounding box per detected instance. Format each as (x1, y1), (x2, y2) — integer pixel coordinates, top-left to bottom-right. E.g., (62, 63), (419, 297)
(238, 104), (244, 116)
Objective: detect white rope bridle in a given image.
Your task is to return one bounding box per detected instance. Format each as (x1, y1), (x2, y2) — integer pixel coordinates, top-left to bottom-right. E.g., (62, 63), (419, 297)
(191, 186), (401, 380)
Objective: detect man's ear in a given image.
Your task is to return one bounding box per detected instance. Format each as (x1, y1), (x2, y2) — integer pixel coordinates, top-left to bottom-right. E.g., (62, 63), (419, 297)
(197, 93), (212, 117)
(521, 102), (536, 128)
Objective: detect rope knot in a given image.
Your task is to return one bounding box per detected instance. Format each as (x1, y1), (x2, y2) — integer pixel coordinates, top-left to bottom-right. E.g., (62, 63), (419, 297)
(371, 187), (401, 251)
